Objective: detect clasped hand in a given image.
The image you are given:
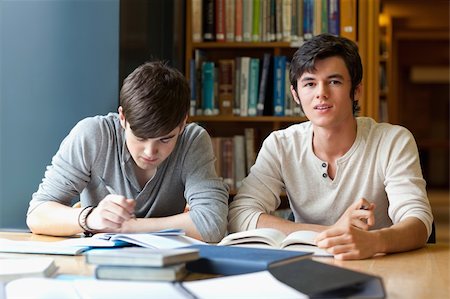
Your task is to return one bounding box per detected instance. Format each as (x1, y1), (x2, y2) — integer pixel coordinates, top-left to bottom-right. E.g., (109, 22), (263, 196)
(86, 194), (136, 232)
(315, 199), (378, 260)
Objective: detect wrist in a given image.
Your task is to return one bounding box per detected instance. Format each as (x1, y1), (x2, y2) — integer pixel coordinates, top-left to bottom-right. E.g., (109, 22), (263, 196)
(78, 206), (95, 236)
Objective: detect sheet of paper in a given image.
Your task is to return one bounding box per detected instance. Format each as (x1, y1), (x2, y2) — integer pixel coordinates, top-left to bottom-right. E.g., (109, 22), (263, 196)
(6, 278), (188, 299)
(182, 271), (308, 299)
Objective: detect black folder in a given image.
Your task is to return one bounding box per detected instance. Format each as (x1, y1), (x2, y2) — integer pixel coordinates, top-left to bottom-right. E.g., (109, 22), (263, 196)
(268, 259), (386, 298)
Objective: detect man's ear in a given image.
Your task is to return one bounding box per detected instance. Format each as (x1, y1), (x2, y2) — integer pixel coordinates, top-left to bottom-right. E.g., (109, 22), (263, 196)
(290, 85), (301, 105)
(118, 106), (127, 129)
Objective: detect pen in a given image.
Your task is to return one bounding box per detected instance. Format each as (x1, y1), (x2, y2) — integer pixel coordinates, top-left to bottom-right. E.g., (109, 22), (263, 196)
(98, 176), (136, 219)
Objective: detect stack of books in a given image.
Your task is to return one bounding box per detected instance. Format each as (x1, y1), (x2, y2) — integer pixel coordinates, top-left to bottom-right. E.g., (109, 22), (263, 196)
(85, 247), (200, 282)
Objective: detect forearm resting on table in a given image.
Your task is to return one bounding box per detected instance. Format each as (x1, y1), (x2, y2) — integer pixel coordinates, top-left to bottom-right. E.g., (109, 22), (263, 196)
(123, 212), (203, 241)
(375, 217), (429, 254)
(257, 213), (328, 234)
(26, 201), (84, 236)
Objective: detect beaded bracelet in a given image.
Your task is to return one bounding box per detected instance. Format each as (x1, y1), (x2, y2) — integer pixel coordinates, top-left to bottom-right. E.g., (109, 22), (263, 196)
(78, 206), (95, 236)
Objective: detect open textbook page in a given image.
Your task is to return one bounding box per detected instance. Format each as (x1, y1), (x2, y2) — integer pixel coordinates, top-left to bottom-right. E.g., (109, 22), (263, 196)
(218, 228), (332, 257)
(0, 229), (205, 256)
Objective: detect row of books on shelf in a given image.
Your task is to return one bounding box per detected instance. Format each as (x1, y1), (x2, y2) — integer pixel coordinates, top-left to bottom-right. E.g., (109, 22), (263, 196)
(211, 129), (256, 191)
(190, 51), (306, 117)
(192, 0), (341, 43)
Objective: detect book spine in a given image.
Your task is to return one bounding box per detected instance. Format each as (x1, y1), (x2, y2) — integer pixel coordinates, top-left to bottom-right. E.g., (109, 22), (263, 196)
(233, 57), (241, 115)
(203, 0), (216, 41)
(296, 0), (303, 39)
(284, 61), (292, 116)
(282, 0), (292, 42)
(202, 61), (215, 115)
(257, 53), (271, 116)
(215, 0), (226, 41)
(218, 59), (235, 115)
(225, 0), (236, 41)
(235, 0), (243, 42)
(275, 0), (282, 41)
(290, 0), (298, 42)
(328, 0), (340, 36)
(242, 0), (253, 42)
(252, 0), (261, 42)
(239, 57), (250, 117)
(194, 49), (207, 115)
(320, 0), (329, 34)
(269, 0), (276, 41)
(247, 57), (260, 116)
(244, 127), (256, 173)
(221, 137), (235, 190)
(339, 0), (356, 40)
(273, 55), (286, 116)
(189, 59), (197, 116)
(192, 0), (203, 42)
(233, 135), (246, 189)
(303, 0), (313, 40)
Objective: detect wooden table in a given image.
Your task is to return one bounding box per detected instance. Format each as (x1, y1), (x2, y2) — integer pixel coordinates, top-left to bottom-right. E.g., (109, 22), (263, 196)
(0, 232), (448, 299)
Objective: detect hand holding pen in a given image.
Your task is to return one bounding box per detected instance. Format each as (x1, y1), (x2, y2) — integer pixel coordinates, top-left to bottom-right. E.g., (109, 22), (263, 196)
(84, 177), (137, 232)
(98, 176), (136, 220)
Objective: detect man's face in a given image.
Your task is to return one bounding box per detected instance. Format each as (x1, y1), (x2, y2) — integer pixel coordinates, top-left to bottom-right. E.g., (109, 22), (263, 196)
(123, 123), (182, 172)
(292, 56), (361, 129)
(118, 107), (184, 172)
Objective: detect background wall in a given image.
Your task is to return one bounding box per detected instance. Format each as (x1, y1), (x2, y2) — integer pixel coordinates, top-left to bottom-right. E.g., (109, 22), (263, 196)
(0, 0), (119, 229)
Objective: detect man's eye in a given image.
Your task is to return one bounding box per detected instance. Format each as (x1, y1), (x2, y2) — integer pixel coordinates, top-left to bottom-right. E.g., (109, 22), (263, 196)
(330, 80), (342, 85)
(303, 82), (315, 87)
(160, 138), (171, 144)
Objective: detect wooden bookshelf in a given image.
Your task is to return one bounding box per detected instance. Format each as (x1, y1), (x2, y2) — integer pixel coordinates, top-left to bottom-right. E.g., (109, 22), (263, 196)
(185, 0), (381, 194)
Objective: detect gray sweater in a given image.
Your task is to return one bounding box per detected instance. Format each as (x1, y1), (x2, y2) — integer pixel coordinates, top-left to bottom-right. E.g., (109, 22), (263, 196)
(29, 113), (229, 242)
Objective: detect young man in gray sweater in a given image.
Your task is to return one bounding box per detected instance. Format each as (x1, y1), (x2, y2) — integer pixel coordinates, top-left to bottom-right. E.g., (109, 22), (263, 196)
(228, 34), (433, 259)
(27, 61), (229, 243)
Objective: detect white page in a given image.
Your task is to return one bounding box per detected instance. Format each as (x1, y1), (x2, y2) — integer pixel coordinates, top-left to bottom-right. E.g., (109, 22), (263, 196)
(183, 271), (308, 299)
(0, 239), (86, 255)
(6, 278), (188, 299)
(6, 278), (79, 299)
(73, 280), (187, 299)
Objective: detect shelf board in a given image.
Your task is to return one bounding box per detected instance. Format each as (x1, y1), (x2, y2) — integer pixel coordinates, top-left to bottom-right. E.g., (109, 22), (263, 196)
(189, 115), (308, 123)
(191, 41), (302, 49)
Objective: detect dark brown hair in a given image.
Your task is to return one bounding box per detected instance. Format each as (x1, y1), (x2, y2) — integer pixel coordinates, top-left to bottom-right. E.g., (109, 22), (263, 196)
(120, 61), (190, 138)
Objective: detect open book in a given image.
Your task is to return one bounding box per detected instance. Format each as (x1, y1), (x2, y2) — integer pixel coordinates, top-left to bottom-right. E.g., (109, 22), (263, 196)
(0, 229), (205, 256)
(218, 228), (332, 257)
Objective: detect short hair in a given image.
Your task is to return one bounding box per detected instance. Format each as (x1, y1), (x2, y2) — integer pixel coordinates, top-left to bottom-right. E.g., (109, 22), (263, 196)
(290, 34), (362, 115)
(119, 61), (190, 138)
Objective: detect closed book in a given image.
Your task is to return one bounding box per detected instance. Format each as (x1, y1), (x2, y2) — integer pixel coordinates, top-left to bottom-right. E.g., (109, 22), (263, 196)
(191, 0), (203, 42)
(217, 59), (235, 115)
(201, 61), (216, 115)
(225, 0), (236, 41)
(328, 0), (340, 36)
(269, 259), (386, 298)
(234, 0), (243, 41)
(340, 0), (356, 40)
(242, 0), (253, 42)
(273, 55), (286, 116)
(85, 247), (200, 267)
(203, 0), (215, 41)
(256, 53), (271, 116)
(0, 257), (57, 282)
(247, 57), (260, 116)
(215, 0), (226, 41)
(303, 0), (314, 39)
(185, 244), (312, 275)
(239, 56), (250, 116)
(95, 263), (188, 282)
